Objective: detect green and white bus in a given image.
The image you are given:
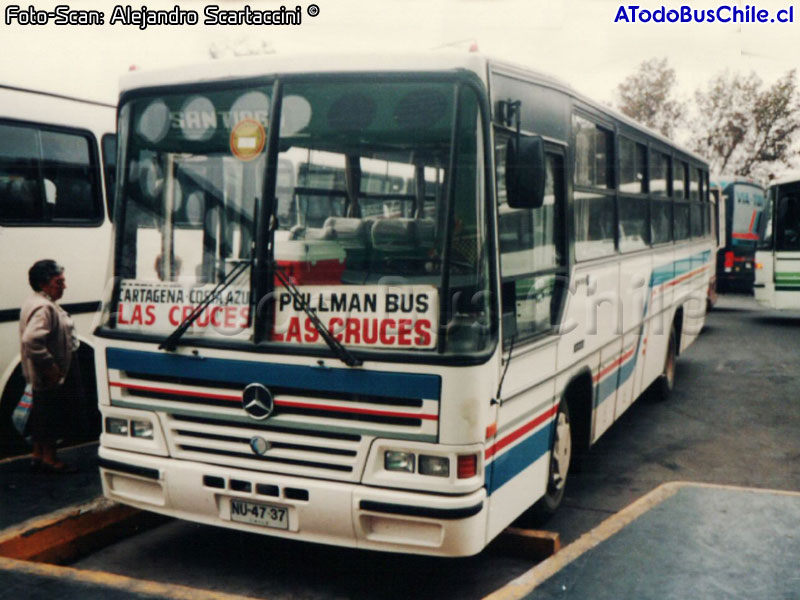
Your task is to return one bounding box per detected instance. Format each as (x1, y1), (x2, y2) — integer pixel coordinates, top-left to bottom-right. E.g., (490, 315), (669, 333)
(755, 172), (800, 309)
(94, 53), (715, 556)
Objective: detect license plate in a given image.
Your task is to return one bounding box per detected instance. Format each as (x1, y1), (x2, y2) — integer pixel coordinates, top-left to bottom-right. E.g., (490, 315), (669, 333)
(230, 499), (289, 530)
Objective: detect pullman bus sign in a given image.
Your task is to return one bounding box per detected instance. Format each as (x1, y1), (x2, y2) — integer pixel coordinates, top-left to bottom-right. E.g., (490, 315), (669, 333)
(242, 383), (275, 420)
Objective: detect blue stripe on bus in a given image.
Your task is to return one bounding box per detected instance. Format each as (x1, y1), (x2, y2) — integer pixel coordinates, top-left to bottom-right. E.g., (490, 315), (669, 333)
(597, 372), (618, 407)
(487, 249), (713, 495)
(106, 348), (441, 400)
(594, 350), (637, 409)
(487, 421), (554, 494)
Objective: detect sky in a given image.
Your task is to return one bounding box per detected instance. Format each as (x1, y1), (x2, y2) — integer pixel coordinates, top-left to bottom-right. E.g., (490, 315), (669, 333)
(2, 0), (799, 108)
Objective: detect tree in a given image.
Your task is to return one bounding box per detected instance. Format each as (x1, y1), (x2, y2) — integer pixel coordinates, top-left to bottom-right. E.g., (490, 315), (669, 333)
(690, 70), (800, 179)
(616, 58), (685, 138)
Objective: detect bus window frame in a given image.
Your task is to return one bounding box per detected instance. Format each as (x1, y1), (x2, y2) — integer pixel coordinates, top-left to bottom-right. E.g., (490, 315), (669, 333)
(0, 117), (105, 228)
(496, 131), (568, 347)
(102, 70), (501, 367)
(571, 110), (617, 261)
(617, 134), (651, 253)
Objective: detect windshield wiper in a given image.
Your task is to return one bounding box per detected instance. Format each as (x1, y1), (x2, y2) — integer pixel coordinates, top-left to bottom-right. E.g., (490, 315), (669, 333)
(159, 259), (252, 352)
(273, 265), (363, 367)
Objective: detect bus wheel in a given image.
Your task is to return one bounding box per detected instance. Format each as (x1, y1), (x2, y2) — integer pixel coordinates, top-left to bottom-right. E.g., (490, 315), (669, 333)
(525, 401), (572, 523)
(653, 326), (677, 401)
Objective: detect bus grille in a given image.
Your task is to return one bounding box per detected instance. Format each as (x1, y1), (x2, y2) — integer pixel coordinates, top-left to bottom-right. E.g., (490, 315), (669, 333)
(106, 354), (440, 482)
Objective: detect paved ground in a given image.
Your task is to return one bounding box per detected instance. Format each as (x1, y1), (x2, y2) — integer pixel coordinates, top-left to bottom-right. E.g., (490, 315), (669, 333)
(503, 483), (800, 600)
(546, 293), (800, 545)
(0, 444), (101, 531)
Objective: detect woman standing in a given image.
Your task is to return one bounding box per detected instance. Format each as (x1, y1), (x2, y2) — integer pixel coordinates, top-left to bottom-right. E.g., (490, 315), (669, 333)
(19, 259), (80, 472)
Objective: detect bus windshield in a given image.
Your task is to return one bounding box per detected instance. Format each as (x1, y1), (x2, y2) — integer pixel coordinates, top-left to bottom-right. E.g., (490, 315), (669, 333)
(107, 79), (493, 356)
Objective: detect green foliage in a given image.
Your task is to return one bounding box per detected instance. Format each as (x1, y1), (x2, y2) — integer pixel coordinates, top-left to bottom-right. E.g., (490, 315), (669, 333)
(616, 58), (685, 138)
(691, 70), (800, 179)
(615, 58), (800, 180)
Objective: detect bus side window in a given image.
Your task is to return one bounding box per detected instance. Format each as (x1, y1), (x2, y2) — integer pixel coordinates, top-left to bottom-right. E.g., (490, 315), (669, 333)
(498, 149), (565, 343)
(41, 129), (99, 222)
(0, 121), (102, 224)
(0, 123), (43, 222)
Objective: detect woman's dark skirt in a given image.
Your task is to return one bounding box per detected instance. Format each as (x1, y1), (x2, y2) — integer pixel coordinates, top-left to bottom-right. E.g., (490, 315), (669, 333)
(28, 361), (84, 444)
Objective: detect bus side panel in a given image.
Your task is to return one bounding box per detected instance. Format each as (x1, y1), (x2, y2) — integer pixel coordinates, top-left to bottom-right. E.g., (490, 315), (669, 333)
(640, 245), (677, 391)
(679, 244), (711, 352)
(485, 344), (556, 541)
(557, 261), (620, 371)
(558, 260), (619, 444)
(617, 252), (654, 415)
(754, 249), (774, 308)
(774, 251), (800, 310)
(615, 331), (640, 420)
(593, 339), (622, 441)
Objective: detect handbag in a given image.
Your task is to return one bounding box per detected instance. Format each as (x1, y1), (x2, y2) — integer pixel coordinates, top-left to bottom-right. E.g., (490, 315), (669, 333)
(12, 383), (33, 437)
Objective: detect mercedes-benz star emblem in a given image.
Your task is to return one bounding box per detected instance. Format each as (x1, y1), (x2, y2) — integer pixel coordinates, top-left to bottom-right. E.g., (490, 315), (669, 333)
(242, 383), (274, 420)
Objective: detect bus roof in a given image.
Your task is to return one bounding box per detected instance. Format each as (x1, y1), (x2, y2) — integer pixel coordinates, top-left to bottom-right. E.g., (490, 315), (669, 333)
(118, 52), (491, 94)
(770, 170), (800, 187)
(711, 174), (765, 190)
(0, 84), (115, 109)
(118, 51), (706, 165)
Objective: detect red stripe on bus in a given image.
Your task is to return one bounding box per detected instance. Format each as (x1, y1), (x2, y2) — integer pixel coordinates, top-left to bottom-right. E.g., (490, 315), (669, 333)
(663, 265), (709, 290)
(485, 405), (558, 460)
(273, 399), (438, 421)
(109, 381), (437, 421)
(732, 232), (759, 240)
(593, 347), (636, 383)
(109, 381), (240, 402)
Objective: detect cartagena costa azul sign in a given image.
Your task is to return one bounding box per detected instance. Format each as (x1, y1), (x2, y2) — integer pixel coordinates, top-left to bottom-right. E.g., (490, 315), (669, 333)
(115, 280), (252, 339)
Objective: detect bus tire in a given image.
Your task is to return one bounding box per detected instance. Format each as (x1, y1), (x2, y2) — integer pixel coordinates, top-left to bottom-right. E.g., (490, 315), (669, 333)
(524, 400), (572, 524)
(653, 325), (677, 401)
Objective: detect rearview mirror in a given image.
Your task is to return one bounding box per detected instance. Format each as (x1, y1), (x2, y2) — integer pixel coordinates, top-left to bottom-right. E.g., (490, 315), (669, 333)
(505, 136), (545, 210)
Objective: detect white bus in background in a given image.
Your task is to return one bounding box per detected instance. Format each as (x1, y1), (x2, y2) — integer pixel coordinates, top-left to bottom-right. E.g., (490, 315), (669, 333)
(93, 53), (714, 556)
(755, 172), (800, 309)
(0, 85), (116, 456)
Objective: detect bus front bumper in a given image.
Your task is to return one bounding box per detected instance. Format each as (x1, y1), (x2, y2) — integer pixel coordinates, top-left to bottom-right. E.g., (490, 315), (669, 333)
(98, 446), (489, 557)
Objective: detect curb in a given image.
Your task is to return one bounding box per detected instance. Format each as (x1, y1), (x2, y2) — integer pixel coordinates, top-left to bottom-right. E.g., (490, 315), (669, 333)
(0, 497), (165, 564)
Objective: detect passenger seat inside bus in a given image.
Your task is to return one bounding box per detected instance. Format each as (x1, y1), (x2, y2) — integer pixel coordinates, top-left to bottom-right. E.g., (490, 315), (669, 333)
(323, 216), (371, 269)
(370, 218), (436, 270)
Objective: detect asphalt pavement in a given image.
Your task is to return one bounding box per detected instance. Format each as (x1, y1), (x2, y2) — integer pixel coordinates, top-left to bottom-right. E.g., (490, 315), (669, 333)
(0, 443), (101, 531)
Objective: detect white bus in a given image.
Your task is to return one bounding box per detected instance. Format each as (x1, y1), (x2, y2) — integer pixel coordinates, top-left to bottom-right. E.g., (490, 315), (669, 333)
(0, 85), (116, 456)
(93, 53), (714, 556)
(755, 172), (800, 309)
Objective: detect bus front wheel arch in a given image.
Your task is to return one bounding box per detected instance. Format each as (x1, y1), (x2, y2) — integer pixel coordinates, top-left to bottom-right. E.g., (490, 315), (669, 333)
(525, 400), (572, 522)
(519, 372), (591, 525)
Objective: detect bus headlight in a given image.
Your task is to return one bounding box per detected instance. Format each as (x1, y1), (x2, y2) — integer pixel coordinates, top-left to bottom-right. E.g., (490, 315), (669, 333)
(419, 455), (450, 477)
(106, 417), (129, 436)
(131, 419), (154, 439)
(384, 451), (415, 473)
